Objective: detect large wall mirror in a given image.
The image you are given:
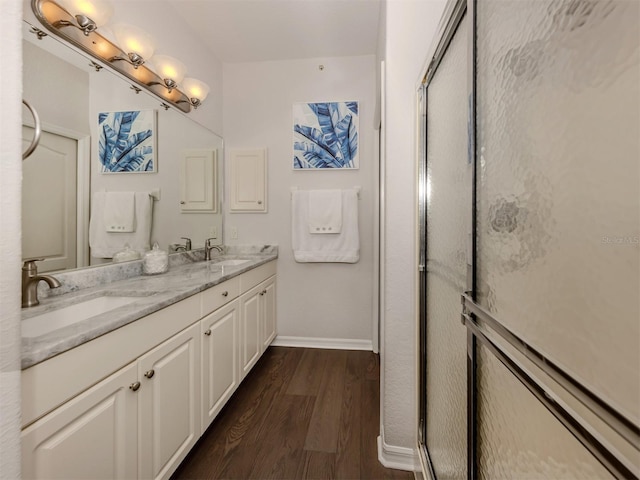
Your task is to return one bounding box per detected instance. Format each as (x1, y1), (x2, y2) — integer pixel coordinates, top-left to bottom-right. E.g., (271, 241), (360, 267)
(22, 21), (223, 273)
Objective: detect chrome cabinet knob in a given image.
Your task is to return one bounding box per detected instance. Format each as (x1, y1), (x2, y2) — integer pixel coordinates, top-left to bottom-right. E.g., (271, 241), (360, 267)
(204, 329), (212, 336)
(129, 381), (141, 391)
(144, 369), (155, 379)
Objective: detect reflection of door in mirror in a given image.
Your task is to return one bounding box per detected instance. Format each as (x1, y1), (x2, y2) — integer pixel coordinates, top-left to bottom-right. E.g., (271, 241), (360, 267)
(22, 127), (77, 273)
(22, 30), (91, 272)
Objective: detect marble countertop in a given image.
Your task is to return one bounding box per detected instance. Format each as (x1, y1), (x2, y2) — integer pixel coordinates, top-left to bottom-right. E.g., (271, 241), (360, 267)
(22, 247), (277, 369)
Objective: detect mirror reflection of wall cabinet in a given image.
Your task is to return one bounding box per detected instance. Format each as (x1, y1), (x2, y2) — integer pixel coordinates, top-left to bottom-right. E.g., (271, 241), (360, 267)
(180, 150), (218, 213)
(229, 148), (267, 213)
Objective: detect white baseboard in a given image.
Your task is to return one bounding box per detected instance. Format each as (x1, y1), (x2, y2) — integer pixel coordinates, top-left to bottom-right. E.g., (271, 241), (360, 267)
(271, 335), (373, 351)
(377, 435), (419, 472)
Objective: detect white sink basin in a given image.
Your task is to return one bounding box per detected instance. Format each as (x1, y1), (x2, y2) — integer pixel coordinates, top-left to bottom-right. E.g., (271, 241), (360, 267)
(22, 296), (139, 338)
(214, 259), (251, 266)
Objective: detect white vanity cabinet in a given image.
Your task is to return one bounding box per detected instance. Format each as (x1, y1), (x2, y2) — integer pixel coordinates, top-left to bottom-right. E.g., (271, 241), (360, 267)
(201, 299), (239, 430)
(137, 322), (201, 480)
(21, 323), (202, 480)
(21, 259), (277, 480)
(21, 362), (139, 480)
(240, 274), (277, 379)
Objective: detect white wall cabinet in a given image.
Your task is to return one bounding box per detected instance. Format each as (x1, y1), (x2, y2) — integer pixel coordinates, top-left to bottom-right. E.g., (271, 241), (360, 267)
(180, 149), (218, 212)
(21, 260), (277, 480)
(201, 299), (239, 430)
(229, 148), (267, 213)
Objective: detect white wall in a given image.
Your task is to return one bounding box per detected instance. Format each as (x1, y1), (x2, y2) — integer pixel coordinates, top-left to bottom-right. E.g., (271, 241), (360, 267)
(223, 55), (377, 346)
(0, 2), (23, 477)
(380, 0), (447, 463)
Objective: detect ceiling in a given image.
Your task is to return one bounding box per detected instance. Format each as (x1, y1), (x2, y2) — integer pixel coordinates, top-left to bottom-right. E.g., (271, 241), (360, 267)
(166, 0), (383, 63)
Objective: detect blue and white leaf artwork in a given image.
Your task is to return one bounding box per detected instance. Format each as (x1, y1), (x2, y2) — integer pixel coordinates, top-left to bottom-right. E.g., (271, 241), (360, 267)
(293, 101), (359, 169)
(98, 110), (156, 173)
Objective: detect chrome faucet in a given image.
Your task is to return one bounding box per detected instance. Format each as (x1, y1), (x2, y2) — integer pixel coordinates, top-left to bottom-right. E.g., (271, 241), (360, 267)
(172, 237), (192, 252)
(22, 259), (61, 308)
(204, 238), (223, 261)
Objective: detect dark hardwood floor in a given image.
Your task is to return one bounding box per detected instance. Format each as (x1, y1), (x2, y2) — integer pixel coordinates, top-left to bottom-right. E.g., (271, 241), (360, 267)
(172, 347), (414, 480)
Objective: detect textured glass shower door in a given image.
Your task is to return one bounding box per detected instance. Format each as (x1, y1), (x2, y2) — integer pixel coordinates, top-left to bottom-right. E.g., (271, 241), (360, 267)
(421, 12), (471, 479)
(475, 0), (639, 477)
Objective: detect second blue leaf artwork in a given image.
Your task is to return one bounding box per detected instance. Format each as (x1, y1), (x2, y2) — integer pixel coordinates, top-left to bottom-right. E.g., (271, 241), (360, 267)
(293, 101), (359, 170)
(98, 110), (156, 173)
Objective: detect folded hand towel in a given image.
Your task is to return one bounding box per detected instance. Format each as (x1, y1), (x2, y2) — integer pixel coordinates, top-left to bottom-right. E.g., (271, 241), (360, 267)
(104, 191), (136, 232)
(90, 192), (153, 258)
(308, 189), (342, 234)
(292, 189), (359, 263)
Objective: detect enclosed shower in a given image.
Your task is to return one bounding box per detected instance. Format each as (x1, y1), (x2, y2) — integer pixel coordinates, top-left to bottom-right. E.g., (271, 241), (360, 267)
(417, 0), (639, 478)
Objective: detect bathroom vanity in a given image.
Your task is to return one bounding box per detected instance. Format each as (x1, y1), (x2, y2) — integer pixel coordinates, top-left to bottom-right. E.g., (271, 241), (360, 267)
(20, 250), (277, 480)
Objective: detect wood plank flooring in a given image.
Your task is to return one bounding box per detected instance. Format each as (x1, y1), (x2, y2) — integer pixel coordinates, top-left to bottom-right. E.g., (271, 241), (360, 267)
(172, 347), (414, 480)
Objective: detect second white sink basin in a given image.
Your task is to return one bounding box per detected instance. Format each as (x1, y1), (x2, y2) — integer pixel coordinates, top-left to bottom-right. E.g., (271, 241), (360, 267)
(22, 296), (139, 338)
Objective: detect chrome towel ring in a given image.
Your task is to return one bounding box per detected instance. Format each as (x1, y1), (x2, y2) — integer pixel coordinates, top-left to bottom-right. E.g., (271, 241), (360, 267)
(22, 99), (41, 160)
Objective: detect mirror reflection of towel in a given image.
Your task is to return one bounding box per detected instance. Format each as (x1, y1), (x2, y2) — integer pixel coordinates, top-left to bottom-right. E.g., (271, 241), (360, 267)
(89, 192), (153, 258)
(104, 191), (135, 232)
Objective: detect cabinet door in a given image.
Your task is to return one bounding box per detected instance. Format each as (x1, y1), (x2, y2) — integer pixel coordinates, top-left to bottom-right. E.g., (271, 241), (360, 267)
(180, 149), (217, 212)
(261, 277), (277, 351)
(21, 362), (138, 480)
(229, 148), (267, 212)
(240, 286), (262, 378)
(138, 323), (201, 480)
(201, 300), (239, 430)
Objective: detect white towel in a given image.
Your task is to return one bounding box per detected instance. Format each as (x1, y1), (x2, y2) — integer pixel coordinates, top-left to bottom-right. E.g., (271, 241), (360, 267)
(292, 189), (359, 263)
(104, 191), (136, 232)
(308, 190), (342, 234)
(90, 192), (153, 258)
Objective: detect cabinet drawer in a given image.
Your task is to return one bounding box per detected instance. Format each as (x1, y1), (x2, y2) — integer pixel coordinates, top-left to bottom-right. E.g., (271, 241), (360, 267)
(239, 260), (276, 292)
(201, 277), (240, 315)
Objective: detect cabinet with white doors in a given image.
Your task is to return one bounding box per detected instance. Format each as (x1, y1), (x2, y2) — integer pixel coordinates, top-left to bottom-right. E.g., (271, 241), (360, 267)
(21, 259), (277, 480)
(240, 274), (277, 379)
(21, 322), (201, 480)
(229, 148), (267, 212)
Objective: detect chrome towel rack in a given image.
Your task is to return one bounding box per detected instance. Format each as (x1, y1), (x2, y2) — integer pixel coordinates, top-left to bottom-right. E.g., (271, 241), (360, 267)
(22, 99), (41, 161)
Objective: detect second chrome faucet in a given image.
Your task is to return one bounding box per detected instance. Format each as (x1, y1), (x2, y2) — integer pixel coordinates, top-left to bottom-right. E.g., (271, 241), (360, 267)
(204, 238), (223, 261)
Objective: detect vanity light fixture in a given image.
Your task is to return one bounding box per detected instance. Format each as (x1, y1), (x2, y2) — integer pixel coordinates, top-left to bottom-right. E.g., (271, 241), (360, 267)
(31, 0), (211, 113)
(54, 0), (113, 35)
